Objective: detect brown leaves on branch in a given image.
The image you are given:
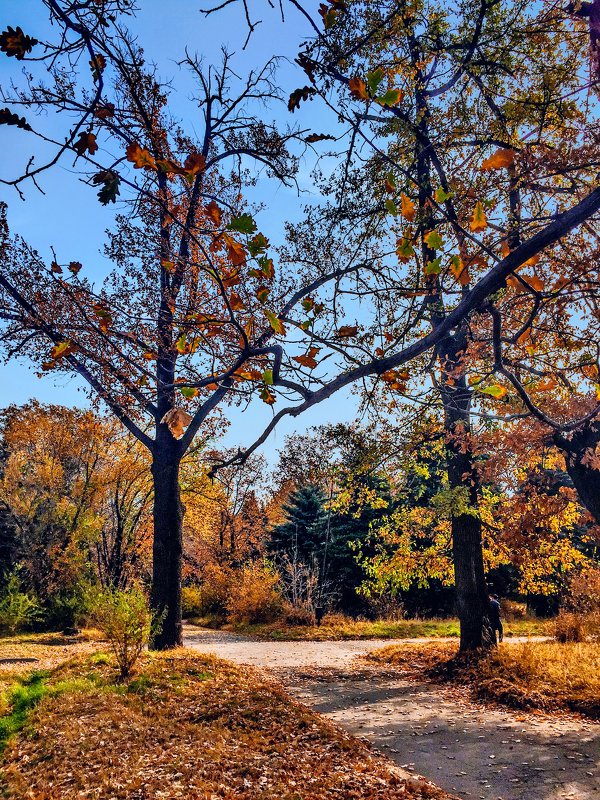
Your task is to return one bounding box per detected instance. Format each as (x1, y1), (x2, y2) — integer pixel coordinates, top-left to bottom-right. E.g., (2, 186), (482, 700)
(293, 346), (321, 369)
(0, 108), (32, 131)
(288, 86), (317, 112)
(126, 142), (156, 170)
(0, 26), (38, 60)
(74, 132), (98, 157)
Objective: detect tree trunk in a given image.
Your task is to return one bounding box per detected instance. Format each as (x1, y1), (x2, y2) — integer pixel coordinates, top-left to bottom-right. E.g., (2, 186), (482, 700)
(150, 436), (183, 649)
(441, 333), (494, 651)
(554, 423), (600, 524)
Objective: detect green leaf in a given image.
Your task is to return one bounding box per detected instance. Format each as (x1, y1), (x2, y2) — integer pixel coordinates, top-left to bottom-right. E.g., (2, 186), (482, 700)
(227, 214), (257, 235)
(262, 368), (274, 385)
(385, 199), (398, 216)
(265, 310), (285, 335)
(375, 88), (403, 107)
(424, 230), (444, 250)
(424, 257), (442, 275)
(479, 384), (508, 399)
(367, 67), (385, 96)
(247, 233), (269, 257)
(180, 386), (198, 399)
(435, 186), (453, 203)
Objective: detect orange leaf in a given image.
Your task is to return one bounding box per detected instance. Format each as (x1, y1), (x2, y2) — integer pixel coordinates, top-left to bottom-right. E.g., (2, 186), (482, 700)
(337, 325), (358, 337)
(481, 148), (516, 170)
(470, 201), (487, 232)
(400, 194), (416, 221)
(293, 347), (320, 369)
(126, 142), (156, 170)
(348, 77), (369, 100)
(160, 408), (192, 439)
(206, 200), (222, 226)
(74, 132), (98, 157)
(184, 152), (206, 176)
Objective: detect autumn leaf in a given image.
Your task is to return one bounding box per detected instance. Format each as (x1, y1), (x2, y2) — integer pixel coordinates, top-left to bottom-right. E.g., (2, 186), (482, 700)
(424, 257), (442, 275)
(248, 234), (269, 258)
(0, 108), (32, 131)
(396, 231), (415, 262)
(400, 194), (416, 221)
(259, 385), (276, 405)
(176, 333), (188, 354)
(68, 261), (82, 276)
(50, 341), (76, 360)
(293, 347), (320, 369)
(288, 86), (316, 112)
(184, 152), (206, 176)
(470, 201), (487, 232)
(480, 384), (508, 399)
(424, 230), (443, 250)
(348, 77), (369, 100)
(94, 103), (115, 120)
(89, 54), (106, 82)
(385, 199), (398, 215)
(337, 325), (358, 337)
(435, 186), (453, 203)
(161, 408), (192, 439)
(375, 88), (404, 107)
(262, 368), (274, 385)
(92, 170), (121, 205)
(126, 142), (157, 170)
(228, 292), (245, 311)
(450, 255), (469, 286)
(481, 148), (516, 171)
(180, 386), (199, 399)
(304, 133), (335, 143)
(384, 172), (396, 193)
(222, 234), (247, 267)
(265, 310), (285, 335)
(256, 286), (270, 303)
(0, 26), (38, 60)
(526, 274), (544, 292)
(205, 201), (222, 226)
(74, 132), (98, 157)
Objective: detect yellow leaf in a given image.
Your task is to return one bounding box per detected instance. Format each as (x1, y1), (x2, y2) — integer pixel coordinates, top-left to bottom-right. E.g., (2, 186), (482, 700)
(126, 142), (156, 170)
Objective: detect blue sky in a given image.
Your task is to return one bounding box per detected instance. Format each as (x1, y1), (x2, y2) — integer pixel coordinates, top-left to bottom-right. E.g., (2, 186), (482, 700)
(0, 0), (360, 463)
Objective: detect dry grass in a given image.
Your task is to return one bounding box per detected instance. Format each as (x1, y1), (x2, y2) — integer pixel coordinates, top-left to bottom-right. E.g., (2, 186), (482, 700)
(196, 615), (548, 641)
(0, 630), (101, 712)
(1, 649), (453, 799)
(367, 640), (600, 719)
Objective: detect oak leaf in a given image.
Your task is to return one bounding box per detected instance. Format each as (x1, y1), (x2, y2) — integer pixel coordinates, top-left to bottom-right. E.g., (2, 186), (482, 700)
(161, 408), (193, 439)
(348, 77), (369, 100)
(400, 194), (416, 221)
(0, 26), (38, 59)
(126, 142), (156, 170)
(74, 132), (98, 157)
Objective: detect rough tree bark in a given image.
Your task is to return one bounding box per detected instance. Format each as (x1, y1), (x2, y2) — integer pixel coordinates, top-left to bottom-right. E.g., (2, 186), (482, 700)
(440, 332), (494, 650)
(554, 422), (600, 525)
(150, 429), (184, 649)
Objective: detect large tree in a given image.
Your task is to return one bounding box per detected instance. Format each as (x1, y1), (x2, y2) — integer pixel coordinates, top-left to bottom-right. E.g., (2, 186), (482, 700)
(1, 0), (599, 649)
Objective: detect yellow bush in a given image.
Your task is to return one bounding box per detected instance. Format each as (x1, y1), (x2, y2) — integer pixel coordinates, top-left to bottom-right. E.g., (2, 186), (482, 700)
(227, 562), (283, 624)
(181, 584), (203, 617)
(553, 611), (587, 643)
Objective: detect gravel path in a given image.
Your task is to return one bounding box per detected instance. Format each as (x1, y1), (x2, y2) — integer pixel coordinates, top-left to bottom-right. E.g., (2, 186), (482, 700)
(183, 624), (600, 800)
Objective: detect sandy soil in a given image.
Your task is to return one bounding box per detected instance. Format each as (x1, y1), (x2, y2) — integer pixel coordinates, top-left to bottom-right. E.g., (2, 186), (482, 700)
(183, 624), (600, 800)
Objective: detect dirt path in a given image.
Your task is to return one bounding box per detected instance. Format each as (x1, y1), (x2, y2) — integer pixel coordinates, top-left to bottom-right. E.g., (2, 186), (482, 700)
(183, 624), (600, 800)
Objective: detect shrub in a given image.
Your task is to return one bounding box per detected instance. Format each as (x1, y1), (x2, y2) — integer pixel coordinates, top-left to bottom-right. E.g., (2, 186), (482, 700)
(181, 584), (203, 617)
(198, 564), (235, 618)
(90, 586), (154, 678)
(284, 603), (315, 626)
(0, 572), (41, 634)
(553, 611), (587, 643)
(227, 562), (284, 624)
(501, 599), (528, 621)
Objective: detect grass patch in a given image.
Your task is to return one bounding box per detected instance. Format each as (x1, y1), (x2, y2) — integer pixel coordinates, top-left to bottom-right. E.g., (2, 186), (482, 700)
(1, 650), (451, 799)
(367, 639), (600, 719)
(191, 615), (548, 641)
